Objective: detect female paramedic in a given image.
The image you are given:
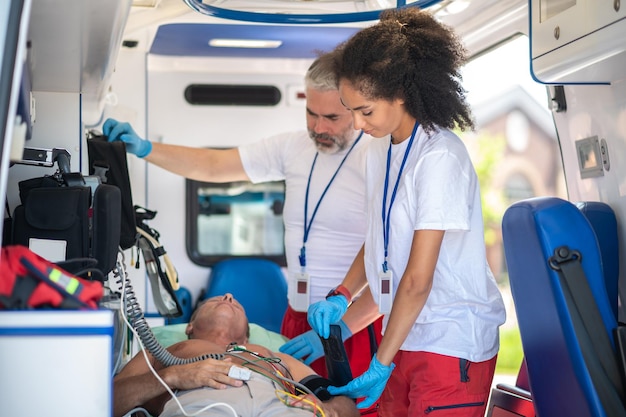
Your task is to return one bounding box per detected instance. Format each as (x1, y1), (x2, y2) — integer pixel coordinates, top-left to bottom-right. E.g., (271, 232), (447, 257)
(306, 7), (506, 417)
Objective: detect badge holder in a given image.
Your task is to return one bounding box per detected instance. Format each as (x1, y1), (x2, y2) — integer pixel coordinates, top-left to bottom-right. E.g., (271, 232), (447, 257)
(291, 271), (310, 312)
(378, 270), (393, 314)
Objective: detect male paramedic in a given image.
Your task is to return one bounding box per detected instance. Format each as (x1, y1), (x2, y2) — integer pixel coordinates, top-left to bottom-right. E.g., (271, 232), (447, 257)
(113, 293), (359, 417)
(104, 52), (384, 380)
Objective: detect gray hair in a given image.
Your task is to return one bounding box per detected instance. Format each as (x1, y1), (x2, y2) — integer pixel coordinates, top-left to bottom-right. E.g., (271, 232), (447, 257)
(304, 52), (339, 92)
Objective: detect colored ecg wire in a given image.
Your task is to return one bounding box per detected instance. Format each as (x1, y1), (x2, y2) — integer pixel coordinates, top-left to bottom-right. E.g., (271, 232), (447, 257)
(225, 345), (326, 416)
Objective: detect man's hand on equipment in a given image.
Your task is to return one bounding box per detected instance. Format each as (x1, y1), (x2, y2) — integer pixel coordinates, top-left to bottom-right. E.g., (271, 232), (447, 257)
(103, 118), (153, 158)
(307, 295), (349, 339)
(279, 320), (352, 364)
(327, 354), (395, 409)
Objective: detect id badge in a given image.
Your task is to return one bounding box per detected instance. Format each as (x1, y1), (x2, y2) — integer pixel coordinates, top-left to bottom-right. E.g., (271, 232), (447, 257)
(378, 269), (393, 314)
(290, 271), (310, 312)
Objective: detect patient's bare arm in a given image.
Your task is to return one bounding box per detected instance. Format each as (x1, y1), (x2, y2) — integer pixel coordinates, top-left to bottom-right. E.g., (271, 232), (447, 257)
(321, 395), (360, 417)
(113, 340), (241, 417)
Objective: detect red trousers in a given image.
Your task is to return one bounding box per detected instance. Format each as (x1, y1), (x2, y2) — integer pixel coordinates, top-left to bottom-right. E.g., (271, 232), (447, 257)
(380, 351), (497, 417)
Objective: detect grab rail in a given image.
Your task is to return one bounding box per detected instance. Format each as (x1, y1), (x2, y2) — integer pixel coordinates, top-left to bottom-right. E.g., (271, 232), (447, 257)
(182, 0), (443, 24)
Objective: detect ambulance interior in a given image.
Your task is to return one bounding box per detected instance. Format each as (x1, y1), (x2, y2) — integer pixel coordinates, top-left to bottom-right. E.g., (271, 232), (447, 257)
(1, 0), (625, 416)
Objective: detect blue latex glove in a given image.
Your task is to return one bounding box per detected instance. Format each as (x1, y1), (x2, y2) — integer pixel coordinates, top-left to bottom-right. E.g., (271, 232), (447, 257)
(328, 354), (395, 409)
(102, 118), (152, 158)
(278, 320), (352, 365)
(307, 295), (349, 339)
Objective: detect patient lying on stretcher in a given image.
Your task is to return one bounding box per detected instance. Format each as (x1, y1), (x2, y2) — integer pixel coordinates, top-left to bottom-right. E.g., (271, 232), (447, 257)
(113, 293), (358, 417)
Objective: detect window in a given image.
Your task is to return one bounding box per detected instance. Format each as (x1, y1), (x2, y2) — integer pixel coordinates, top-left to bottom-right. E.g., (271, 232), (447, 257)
(504, 173), (535, 204)
(184, 84), (281, 106)
(186, 179), (286, 266)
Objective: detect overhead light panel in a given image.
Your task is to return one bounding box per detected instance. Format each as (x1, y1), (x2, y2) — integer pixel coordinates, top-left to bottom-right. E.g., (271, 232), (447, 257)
(132, 0), (160, 7)
(208, 38), (283, 48)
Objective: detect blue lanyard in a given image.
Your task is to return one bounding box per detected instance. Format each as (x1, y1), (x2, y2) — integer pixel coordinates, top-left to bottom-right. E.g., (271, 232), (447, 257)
(299, 131), (364, 268)
(381, 121), (419, 272)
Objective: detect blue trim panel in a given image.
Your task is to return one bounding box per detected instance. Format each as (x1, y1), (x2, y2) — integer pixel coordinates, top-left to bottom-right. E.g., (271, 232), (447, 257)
(150, 24), (359, 58)
(0, 327), (114, 336)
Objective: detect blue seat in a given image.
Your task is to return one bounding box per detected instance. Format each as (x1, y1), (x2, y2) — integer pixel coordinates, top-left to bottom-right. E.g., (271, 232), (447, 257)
(487, 199), (622, 417)
(166, 287), (193, 325)
(575, 201), (620, 319)
(501, 197), (625, 417)
(201, 258), (288, 333)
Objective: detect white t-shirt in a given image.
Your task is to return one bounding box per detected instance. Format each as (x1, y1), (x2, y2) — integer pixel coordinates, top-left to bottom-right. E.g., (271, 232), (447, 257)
(239, 131), (372, 310)
(364, 126), (506, 362)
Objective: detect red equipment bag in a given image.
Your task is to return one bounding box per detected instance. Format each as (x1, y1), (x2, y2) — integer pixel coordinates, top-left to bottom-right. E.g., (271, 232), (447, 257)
(0, 245), (103, 310)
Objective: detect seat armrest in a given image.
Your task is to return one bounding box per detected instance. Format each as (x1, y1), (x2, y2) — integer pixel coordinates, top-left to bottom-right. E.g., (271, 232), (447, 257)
(495, 383), (532, 400)
(486, 384), (535, 417)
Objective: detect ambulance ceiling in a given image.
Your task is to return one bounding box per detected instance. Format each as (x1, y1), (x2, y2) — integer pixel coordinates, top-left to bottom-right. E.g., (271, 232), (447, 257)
(144, 0), (526, 60)
(146, 0), (443, 59)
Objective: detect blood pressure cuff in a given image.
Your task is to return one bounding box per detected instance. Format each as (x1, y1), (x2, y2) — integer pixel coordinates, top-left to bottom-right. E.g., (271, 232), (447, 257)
(298, 375), (334, 401)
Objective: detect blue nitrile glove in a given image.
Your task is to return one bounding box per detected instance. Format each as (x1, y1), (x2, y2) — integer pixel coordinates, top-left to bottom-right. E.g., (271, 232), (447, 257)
(102, 118), (152, 158)
(279, 320), (352, 365)
(327, 354), (395, 409)
(308, 295), (349, 339)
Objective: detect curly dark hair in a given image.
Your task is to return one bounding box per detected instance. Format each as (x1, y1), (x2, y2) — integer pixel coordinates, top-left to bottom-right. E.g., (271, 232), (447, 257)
(334, 7), (474, 133)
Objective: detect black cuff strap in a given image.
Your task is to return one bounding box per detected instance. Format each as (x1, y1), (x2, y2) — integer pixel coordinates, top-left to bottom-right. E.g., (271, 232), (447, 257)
(299, 375), (334, 402)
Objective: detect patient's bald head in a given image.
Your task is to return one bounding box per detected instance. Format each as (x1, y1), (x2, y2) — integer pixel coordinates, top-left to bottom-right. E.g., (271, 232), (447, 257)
(185, 293), (250, 346)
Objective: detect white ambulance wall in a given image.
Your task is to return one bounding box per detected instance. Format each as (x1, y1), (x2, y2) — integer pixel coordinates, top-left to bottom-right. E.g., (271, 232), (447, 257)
(6, 92), (81, 214)
(552, 80), (626, 321)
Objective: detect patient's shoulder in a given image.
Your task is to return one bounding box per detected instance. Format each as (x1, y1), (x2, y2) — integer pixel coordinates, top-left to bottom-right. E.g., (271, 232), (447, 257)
(168, 338), (224, 357)
(241, 343), (275, 358)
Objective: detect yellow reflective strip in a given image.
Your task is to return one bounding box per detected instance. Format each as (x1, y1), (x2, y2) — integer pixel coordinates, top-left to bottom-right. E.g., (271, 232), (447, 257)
(49, 268), (62, 283)
(47, 267), (81, 294)
(65, 278), (80, 294)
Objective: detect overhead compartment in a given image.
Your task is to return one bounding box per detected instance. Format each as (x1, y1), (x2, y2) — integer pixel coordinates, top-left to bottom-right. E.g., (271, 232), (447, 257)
(27, 0), (132, 124)
(529, 0), (626, 83)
